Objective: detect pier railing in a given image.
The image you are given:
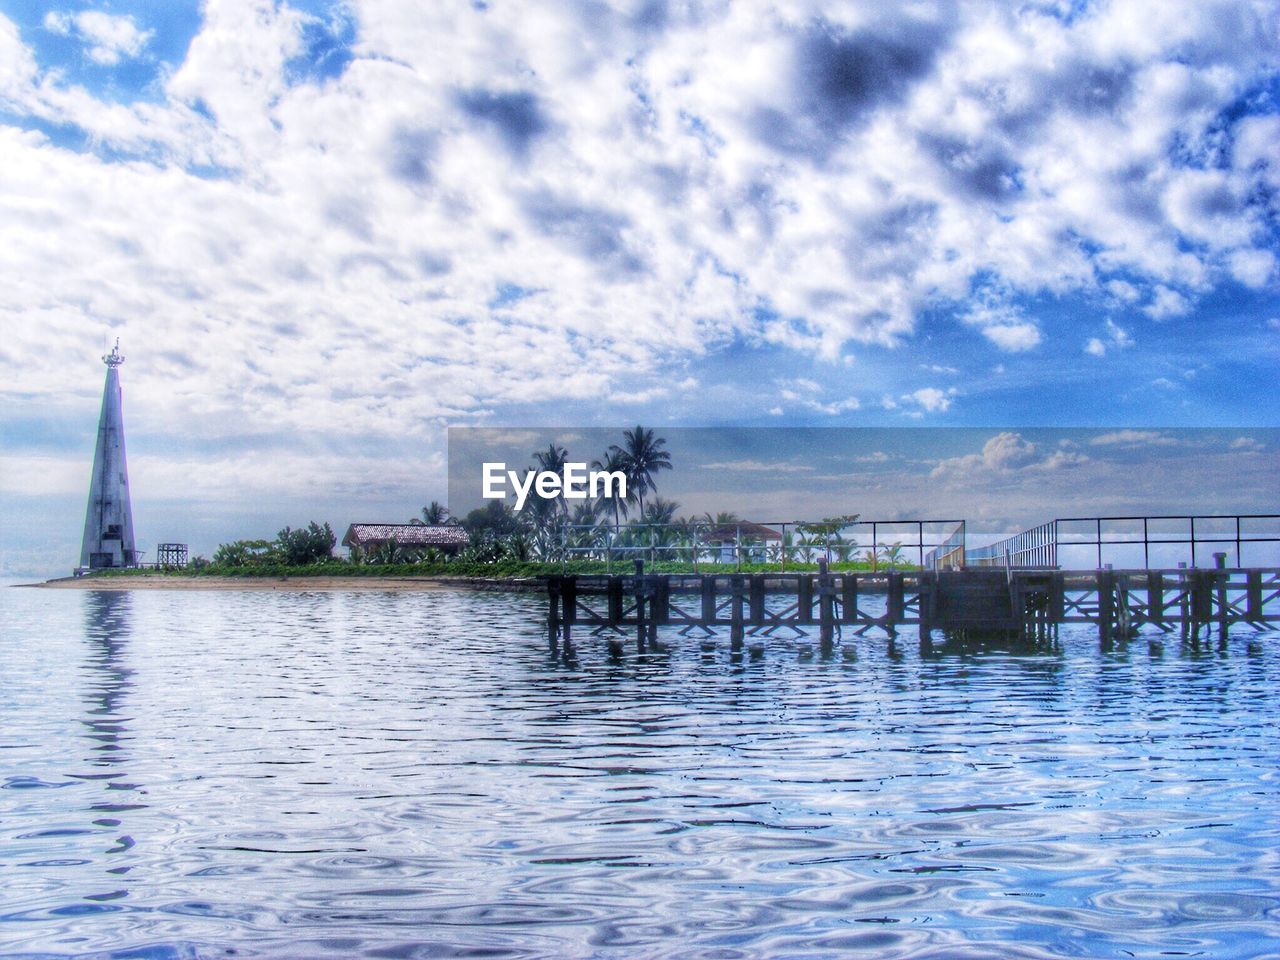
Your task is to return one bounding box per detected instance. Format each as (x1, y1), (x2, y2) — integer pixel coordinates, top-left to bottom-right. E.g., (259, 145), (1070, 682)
(966, 521), (1057, 568)
(552, 519), (966, 572)
(967, 514), (1280, 570)
(536, 514), (1279, 573)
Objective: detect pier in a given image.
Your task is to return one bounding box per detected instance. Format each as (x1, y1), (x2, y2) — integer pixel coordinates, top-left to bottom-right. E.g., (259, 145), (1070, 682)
(544, 513), (1280, 654)
(546, 561), (1280, 653)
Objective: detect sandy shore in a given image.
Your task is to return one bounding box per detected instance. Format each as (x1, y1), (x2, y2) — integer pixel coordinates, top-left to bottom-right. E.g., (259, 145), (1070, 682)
(18, 575), (544, 592)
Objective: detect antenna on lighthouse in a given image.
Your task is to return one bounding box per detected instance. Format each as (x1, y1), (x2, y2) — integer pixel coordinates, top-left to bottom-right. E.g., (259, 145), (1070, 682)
(103, 338), (125, 367)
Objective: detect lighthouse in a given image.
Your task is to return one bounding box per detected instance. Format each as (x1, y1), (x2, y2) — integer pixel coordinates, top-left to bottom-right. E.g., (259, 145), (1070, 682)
(79, 340), (137, 571)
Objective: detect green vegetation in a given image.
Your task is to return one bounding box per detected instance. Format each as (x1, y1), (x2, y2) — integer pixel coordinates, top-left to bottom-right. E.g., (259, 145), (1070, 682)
(95, 427), (919, 581)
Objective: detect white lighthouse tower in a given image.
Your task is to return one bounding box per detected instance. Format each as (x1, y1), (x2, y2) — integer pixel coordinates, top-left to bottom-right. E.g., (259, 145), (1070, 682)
(79, 340), (137, 571)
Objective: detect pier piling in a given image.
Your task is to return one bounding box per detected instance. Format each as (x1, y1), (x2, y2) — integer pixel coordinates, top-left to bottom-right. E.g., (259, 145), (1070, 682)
(541, 563), (1278, 656)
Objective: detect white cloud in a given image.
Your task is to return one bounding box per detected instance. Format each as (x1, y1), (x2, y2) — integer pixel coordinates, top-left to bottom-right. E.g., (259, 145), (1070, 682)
(702, 460), (813, 473)
(982, 321), (1042, 352)
(1230, 436), (1264, 452)
(1144, 285), (1192, 320)
(44, 10), (154, 66)
(1107, 279), (1140, 303)
(903, 386), (955, 413)
(1227, 248), (1275, 288)
(1090, 430), (1179, 447)
(0, 0), (1276, 474)
(1085, 318), (1134, 356)
(960, 295), (1041, 352)
(930, 430), (1088, 480)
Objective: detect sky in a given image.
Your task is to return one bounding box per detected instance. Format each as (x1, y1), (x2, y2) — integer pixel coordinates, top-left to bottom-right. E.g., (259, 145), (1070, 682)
(0, 0), (1277, 576)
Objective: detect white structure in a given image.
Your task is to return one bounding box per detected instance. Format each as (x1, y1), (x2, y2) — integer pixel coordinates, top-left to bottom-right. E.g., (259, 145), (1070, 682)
(79, 341), (137, 571)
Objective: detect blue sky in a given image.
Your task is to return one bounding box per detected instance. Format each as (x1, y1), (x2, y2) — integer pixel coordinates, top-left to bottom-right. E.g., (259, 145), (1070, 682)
(0, 0), (1277, 576)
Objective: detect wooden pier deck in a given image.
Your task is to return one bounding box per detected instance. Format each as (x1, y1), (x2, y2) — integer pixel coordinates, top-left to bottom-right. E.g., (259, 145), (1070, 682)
(545, 560), (1280, 654)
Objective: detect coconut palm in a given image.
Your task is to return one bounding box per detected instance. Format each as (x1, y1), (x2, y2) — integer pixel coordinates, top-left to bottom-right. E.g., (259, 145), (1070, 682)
(617, 425), (671, 517)
(590, 447), (632, 531)
(533, 443), (571, 517)
(640, 496), (680, 526)
(421, 500), (449, 525)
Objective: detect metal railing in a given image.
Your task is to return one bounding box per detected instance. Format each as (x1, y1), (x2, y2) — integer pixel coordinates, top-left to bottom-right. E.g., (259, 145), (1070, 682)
(966, 521), (1056, 568)
(966, 514), (1280, 570)
(550, 518), (967, 573)
(922, 521), (966, 570)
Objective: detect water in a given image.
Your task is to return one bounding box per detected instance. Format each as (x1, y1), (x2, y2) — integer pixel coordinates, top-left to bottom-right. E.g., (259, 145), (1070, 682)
(2, 584), (1279, 958)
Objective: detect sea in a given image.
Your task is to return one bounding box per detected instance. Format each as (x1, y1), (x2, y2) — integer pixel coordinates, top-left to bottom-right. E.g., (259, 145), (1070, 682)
(2, 583), (1279, 958)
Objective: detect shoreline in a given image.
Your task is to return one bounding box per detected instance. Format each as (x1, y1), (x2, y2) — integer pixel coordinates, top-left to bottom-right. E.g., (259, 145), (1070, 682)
(16, 575), (546, 592)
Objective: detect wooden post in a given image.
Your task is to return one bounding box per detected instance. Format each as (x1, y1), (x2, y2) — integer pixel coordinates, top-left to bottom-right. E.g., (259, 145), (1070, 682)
(608, 576), (623, 624)
(918, 571), (934, 646)
(1147, 571), (1164, 626)
(1097, 569), (1114, 646)
(818, 559), (834, 654)
(1178, 563), (1190, 640)
(886, 572), (903, 639)
(634, 560), (646, 652)
(548, 576), (561, 652)
(561, 576), (576, 646)
(842, 574), (858, 625)
(1190, 570), (1213, 641)
(1214, 552), (1228, 644)
(797, 574), (813, 624)
(1116, 573), (1132, 638)
(730, 573), (744, 649)
(749, 573), (765, 623)
(1247, 570), (1263, 623)
(701, 575), (717, 626)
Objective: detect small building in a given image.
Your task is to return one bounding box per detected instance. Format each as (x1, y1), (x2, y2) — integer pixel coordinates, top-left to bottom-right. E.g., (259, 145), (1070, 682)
(342, 523), (469, 560)
(703, 521), (783, 563)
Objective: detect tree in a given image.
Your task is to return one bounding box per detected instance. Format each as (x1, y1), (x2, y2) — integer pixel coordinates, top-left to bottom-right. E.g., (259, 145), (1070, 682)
(460, 500), (522, 540)
(796, 514), (860, 562)
(641, 496), (680, 526)
(276, 521), (336, 565)
(532, 444), (570, 517)
(617, 425), (672, 517)
(421, 500), (450, 525)
(591, 447), (632, 530)
(212, 539), (273, 566)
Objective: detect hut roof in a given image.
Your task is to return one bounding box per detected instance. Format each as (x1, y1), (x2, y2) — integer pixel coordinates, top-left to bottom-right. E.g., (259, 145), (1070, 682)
(703, 521), (782, 542)
(342, 523), (469, 548)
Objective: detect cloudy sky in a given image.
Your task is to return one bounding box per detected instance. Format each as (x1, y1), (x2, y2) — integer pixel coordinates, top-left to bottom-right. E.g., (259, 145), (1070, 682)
(1, 0), (1277, 575)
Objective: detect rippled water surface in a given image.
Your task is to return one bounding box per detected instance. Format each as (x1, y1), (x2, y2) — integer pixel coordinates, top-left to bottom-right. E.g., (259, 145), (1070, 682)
(3, 584), (1279, 958)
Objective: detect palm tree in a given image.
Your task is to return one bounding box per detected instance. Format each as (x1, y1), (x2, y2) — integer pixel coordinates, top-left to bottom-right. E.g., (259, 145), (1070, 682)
(641, 496), (680, 526)
(533, 443), (570, 516)
(591, 447), (632, 531)
(617, 425), (671, 518)
(421, 500), (449, 525)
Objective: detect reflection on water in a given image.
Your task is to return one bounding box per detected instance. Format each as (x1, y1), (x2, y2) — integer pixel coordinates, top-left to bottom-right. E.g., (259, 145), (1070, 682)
(77, 592), (143, 899)
(2, 586), (1279, 958)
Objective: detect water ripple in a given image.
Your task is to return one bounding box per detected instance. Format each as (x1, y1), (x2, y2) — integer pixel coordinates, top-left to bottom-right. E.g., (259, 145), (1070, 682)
(1, 586), (1278, 957)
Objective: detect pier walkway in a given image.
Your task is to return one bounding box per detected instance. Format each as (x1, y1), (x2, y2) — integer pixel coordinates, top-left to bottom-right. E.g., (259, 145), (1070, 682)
(544, 513), (1280, 652)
